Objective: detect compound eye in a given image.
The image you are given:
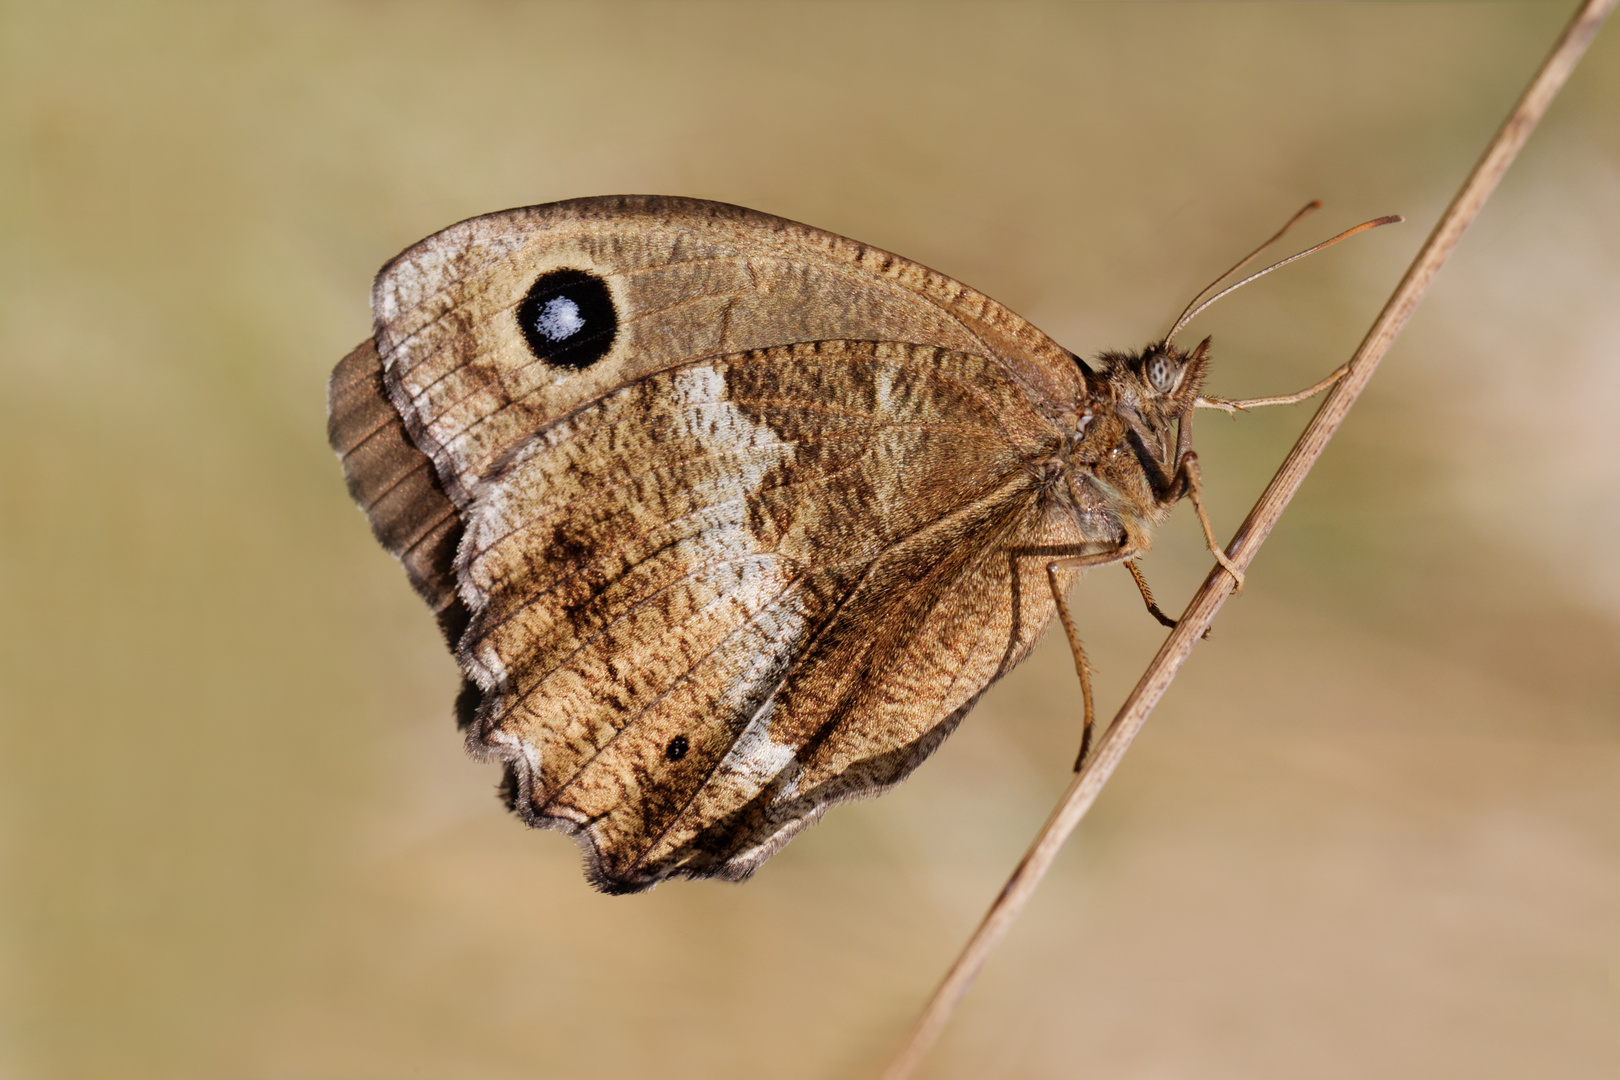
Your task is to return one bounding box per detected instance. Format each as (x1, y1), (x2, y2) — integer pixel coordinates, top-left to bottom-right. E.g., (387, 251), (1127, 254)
(1146, 353), (1180, 394)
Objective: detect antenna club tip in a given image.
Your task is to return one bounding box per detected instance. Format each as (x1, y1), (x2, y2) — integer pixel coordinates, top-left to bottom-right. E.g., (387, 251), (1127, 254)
(1381, 214), (1405, 225)
(1307, 199), (1323, 210)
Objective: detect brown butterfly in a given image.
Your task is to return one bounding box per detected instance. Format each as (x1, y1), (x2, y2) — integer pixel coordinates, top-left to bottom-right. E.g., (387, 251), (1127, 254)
(327, 196), (1389, 893)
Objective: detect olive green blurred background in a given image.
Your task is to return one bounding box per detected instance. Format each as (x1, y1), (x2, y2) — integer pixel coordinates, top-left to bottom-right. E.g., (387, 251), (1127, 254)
(3, 2), (1617, 1078)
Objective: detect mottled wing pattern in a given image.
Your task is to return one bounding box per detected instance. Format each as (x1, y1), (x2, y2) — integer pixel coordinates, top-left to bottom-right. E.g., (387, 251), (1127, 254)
(464, 341), (1084, 890)
(334, 196), (1093, 891)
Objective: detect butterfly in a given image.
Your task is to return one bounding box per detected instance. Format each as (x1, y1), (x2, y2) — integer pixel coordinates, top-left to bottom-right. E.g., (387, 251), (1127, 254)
(327, 195), (1378, 893)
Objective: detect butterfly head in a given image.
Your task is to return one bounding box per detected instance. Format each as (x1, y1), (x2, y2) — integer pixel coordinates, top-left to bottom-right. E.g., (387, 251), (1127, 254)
(1094, 335), (1210, 420)
(1075, 336), (1211, 513)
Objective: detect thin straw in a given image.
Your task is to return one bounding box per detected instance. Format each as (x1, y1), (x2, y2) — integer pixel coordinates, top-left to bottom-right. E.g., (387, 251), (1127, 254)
(880, 1), (1616, 1075)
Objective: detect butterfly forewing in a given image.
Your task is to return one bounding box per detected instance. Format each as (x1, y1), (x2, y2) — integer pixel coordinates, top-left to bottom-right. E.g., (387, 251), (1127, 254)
(371, 197), (1083, 502)
(327, 338), (468, 641)
(339, 196), (1097, 891)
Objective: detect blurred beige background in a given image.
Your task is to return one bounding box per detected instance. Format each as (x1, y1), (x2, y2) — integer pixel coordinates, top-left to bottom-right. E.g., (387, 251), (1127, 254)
(3, 2), (1617, 1078)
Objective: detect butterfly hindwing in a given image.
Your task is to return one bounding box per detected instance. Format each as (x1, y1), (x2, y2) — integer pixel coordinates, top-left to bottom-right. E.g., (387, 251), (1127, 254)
(457, 340), (1082, 889)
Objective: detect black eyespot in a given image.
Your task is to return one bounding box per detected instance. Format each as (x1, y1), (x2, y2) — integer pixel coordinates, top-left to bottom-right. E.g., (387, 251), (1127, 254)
(1146, 353), (1179, 394)
(516, 268), (616, 370)
(665, 735), (689, 762)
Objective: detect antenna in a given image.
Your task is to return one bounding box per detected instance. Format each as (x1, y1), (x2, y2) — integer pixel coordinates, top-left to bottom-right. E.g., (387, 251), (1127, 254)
(1163, 208), (1403, 345)
(1165, 201), (1321, 342)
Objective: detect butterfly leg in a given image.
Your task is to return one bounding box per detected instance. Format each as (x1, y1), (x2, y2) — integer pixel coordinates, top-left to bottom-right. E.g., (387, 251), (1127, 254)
(1125, 559), (1178, 629)
(1046, 562), (1097, 770)
(1042, 548), (1135, 771)
(1195, 363), (1347, 414)
(1175, 452), (1245, 590)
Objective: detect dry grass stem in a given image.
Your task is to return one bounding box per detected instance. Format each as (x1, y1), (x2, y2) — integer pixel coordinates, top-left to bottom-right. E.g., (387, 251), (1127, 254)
(880, 0), (1617, 1076)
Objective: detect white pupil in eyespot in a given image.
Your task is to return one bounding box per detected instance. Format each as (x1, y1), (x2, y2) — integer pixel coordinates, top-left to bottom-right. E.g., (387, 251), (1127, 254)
(535, 296), (585, 341)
